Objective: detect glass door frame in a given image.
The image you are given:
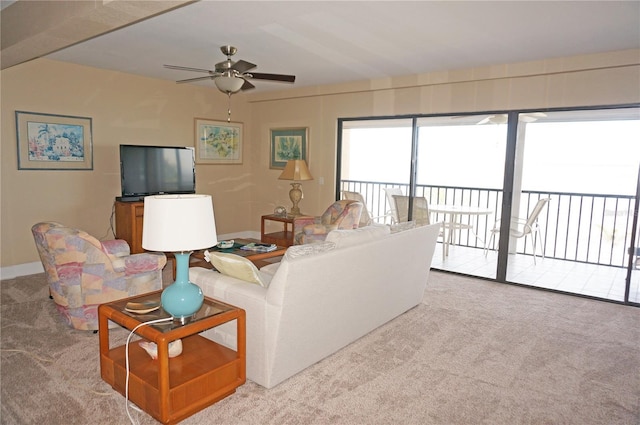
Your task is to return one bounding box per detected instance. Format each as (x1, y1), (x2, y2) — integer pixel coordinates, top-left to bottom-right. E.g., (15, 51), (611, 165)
(624, 164), (640, 305)
(337, 104), (640, 306)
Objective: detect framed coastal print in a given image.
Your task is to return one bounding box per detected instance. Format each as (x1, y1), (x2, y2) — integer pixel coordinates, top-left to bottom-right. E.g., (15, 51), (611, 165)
(16, 111), (93, 170)
(194, 118), (243, 164)
(270, 127), (308, 169)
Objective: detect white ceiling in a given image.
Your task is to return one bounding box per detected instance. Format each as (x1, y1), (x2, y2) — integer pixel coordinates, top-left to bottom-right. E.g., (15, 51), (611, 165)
(38, 1), (640, 94)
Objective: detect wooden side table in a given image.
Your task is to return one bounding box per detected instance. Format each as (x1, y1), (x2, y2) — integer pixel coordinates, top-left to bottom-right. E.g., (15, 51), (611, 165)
(261, 214), (296, 247)
(98, 291), (246, 425)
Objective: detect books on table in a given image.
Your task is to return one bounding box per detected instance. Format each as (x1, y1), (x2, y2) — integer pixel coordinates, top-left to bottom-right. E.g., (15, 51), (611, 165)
(240, 243), (277, 253)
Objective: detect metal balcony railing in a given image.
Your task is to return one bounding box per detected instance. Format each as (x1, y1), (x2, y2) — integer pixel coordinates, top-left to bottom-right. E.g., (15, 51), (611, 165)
(340, 180), (636, 268)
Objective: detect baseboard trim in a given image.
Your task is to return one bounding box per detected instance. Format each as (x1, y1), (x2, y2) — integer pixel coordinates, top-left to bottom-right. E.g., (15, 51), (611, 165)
(1, 262), (44, 280)
(1, 231), (262, 279)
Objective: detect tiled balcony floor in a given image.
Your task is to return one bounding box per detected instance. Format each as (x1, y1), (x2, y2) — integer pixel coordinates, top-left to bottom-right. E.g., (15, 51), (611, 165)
(431, 243), (640, 305)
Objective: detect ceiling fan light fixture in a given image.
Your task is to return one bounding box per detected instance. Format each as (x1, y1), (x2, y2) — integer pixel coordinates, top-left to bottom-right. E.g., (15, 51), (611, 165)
(214, 74), (244, 94)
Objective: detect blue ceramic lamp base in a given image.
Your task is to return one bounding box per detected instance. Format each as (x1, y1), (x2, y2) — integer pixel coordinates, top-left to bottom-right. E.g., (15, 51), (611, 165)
(161, 252), (203, 323)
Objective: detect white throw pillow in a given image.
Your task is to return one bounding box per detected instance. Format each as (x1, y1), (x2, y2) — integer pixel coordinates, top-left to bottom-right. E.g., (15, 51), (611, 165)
(284, 241), (336, 259)
(325, 225), (390, 248)
(204, 251), (272, 287)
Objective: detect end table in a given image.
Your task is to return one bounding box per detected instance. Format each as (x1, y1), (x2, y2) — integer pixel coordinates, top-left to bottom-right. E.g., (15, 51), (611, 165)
(98, 291), (245, 425)
(261, 214), (296, 247)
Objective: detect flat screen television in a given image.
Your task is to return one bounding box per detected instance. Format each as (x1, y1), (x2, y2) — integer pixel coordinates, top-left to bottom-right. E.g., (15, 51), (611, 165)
(118, 144), (196, 201)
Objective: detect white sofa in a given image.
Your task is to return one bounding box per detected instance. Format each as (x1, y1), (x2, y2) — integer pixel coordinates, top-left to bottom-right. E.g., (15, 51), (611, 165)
(189, 222), (440, 388)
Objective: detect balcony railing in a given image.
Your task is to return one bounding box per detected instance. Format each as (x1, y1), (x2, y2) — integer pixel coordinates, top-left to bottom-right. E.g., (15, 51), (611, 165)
(340, 180), (636, 268)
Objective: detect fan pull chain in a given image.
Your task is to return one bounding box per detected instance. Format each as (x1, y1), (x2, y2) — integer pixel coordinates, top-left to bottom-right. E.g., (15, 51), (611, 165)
(227, 93), (232, 122)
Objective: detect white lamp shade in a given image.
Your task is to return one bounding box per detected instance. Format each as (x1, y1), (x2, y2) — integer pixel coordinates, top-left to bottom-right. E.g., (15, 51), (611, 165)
(142, 194), (217, 252)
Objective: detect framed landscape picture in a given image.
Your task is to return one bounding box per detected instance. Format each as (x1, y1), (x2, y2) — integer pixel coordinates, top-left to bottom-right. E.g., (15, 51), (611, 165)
(270, 127), (308, 169)
(16, 111), (93, 170)
(194, 118), (243, 164)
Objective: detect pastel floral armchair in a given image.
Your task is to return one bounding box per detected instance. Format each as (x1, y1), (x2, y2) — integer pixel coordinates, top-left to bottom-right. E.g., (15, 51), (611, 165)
(293, 200), (363, 244)
(31, 222), (166, 330)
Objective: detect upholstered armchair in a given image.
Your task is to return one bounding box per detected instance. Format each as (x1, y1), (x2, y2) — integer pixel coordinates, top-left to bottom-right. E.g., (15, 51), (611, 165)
(31, 222), (166, 330)
(293, 200), (363, 244)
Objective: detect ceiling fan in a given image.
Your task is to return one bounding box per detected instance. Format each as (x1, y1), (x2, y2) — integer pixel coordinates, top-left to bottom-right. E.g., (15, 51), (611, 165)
(164, 45), (296, 95)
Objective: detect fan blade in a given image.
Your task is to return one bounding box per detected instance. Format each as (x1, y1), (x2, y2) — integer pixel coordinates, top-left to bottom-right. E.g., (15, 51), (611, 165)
(249, 72), (296, 83)
(231, 60), (257, 73)
(520, 112), (547, 123)
(478, 114), (508, 124)
(241, 80), (255, 91)
(176, 76), (214, 84)
(164, 64), (213, 73)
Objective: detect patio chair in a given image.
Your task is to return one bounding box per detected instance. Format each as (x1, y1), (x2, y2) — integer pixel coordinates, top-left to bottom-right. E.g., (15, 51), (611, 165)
(383, 187), (403, 223)
(393, 195), (448, 258)
(392, 195), (431, 226)
(484, 198), (551, 264)
(341, 190), (394, 226)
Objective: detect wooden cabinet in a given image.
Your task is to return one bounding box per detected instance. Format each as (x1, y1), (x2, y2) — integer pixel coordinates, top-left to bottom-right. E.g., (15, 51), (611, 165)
(115, 201), (145, 253)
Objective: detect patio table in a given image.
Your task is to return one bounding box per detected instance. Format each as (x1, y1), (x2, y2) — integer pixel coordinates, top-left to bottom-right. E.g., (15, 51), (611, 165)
(430, 205), (493, 257)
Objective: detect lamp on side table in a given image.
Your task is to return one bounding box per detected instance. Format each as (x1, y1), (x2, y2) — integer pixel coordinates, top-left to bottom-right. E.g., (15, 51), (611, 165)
(278, 159), (313, 216)
(142, 194), (217, 323)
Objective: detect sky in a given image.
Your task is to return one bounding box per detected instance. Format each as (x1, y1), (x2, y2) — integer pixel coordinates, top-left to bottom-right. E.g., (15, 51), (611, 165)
(343, 119), (640, 196)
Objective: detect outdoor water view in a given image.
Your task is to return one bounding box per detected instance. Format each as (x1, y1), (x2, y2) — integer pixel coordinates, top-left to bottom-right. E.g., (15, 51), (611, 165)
(344, 119), (640, 195)
(339, 107), (640, 305)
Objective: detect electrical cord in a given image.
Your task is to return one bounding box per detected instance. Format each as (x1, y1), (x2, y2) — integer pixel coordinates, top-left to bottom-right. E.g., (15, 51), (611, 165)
(109, 201), (117, 239)
(124, 317), (174, 425)
(98, 201), (117, 241)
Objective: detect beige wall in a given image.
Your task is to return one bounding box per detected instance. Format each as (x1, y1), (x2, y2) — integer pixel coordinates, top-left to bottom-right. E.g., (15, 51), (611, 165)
(1, 59), (253, 270)
(2, 50), (639, 273)
(247, 49), (640, 221)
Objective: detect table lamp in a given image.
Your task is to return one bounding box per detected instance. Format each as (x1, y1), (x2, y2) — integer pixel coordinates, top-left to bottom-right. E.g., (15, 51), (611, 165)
(142, 194), (217, 322)
(278, 159), (313, 216)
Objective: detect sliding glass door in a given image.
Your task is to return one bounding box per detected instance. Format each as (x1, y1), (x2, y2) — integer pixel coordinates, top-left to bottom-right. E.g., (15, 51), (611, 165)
(501, 108), (640, 302)
(339, 119), (413, 221)
(340, 114), (509, 278)
(415, 115), (507, 278)
(338, 105), (640, 305)
(629, 166), (640, 305)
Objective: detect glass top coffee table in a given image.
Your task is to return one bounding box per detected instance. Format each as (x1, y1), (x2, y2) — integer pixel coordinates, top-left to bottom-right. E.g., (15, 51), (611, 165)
(187, 238), (287, 271)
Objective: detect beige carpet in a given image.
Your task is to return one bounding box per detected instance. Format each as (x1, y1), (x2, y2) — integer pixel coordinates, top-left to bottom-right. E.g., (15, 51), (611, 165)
(1, 270), (639, 425)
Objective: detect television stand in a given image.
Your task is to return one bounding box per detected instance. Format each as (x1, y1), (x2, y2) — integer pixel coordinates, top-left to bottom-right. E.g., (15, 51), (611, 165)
(115, 196), (143, 202)
(114, 201), (145, 253)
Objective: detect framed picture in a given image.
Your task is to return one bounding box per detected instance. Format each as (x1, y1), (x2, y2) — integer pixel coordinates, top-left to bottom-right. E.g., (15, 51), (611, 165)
(15, 111), (93, 170)
(270, 127), (309, 169)
(194, 118), (243, 164)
